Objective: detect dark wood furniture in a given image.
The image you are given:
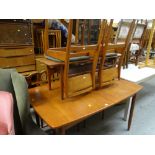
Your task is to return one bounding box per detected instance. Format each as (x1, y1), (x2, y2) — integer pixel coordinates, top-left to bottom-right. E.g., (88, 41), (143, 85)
(29, 79), (142, 134)
(75, 19), (101, 45)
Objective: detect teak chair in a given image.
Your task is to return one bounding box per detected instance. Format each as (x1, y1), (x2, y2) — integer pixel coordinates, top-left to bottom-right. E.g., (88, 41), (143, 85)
(129, 20), (147, 65)
(98, 20), (121, 88)
(114, 19), (136, 68)
(97, 19), (135, 88)
(45, 19), (106, 99)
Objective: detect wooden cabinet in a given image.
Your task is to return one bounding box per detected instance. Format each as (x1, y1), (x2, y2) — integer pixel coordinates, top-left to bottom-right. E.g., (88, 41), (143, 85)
(0, 46), (35, 73)
(0, 20), (36, 74)
(0, 19), (33, 46)
(78, 19), (100, 45)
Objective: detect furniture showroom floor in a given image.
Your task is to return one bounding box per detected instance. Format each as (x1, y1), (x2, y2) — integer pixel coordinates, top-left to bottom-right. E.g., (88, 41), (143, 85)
(31, 76), (155, 135)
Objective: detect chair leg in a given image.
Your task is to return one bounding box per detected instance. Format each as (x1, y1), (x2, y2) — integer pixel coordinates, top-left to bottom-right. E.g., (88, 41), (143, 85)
(76, 124), (80, 132)
(34, 112), (40, 127)
(83, 120), (86, 128)
(47, 66), (53, 90)
(41, 119), (44, 128)
(101, 110), (104, 120)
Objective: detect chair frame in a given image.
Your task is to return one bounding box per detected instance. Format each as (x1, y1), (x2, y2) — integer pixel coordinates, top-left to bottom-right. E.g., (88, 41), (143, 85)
(44, 19), (106, 99)
(98, 19), (136, 87)
(129, 21), (147, 65)
(114, 19), (136, 68)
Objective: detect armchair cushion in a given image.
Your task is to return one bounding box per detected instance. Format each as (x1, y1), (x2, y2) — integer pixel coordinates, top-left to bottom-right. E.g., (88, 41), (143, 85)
(11, 72), (30, 129)
(0, 91), (14, 135)
(0, 68), (16, 93)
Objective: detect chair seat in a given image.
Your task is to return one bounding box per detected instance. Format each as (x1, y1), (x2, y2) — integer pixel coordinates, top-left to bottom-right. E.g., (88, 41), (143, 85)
(69, 62), (92, 77)
(45, 54), (91, 62)
(105, 53), (121, 59)
(69, 53), (121, 76)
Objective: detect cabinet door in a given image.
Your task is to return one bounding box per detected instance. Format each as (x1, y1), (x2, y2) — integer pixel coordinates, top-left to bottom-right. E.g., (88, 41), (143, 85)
(0, 21), (33, 46)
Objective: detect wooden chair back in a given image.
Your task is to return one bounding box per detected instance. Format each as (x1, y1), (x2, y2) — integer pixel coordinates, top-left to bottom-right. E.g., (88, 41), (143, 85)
(132, 21), (147, 46)
(98, 19), (136, 87)
(45, 19), (106, 99)
(114, 20), (136, 68)
(128, 20), (147, 65)
(114, 20), (134, 43)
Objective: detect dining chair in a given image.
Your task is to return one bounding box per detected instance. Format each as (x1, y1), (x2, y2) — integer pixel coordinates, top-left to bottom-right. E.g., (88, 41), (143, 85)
(114, 19), (136, 68)
(129, 20), (147, 65)
(45, 19), (106, 99)
(97, 19), (136, 88)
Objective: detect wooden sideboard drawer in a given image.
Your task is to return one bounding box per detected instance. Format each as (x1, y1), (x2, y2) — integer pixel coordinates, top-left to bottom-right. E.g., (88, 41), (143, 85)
(0, 47), (34, 57)
(0, 55), (35, 68)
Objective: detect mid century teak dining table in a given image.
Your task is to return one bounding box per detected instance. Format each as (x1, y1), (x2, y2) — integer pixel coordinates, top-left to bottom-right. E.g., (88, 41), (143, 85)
(29, 79), (142, 134)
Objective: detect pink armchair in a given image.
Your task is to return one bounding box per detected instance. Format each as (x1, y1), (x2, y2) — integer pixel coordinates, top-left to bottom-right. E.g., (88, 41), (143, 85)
(0, 91), (14, 135)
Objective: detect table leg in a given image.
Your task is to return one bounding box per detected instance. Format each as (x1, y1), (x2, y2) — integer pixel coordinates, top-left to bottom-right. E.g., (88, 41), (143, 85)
(101, 110), (105, 120)
(128, 94), (137, 130)
(55, 127), (66, 135)
(123, 97), (132, 121)
(60, 66), (64, 100)
(47, 66), (53, 90)
(34, 112), (40, 127)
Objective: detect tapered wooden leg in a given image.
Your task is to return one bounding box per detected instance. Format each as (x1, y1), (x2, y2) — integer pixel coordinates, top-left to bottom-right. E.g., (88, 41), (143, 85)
(54, 127), (66, 135)
(101, 110), (104, 120)
(59, 127), (66, 135)
(76, 124), (80, 132)
(47, 66), (53, 90)
(123, 97), (132, 121)
(83, 120), (86, 128)
(126, 50), (129, 69)
(128, 94), (137, 130)
(34, 112), (40, 127)
(60, 66), (64, 100)
(41, 119), (44, 128)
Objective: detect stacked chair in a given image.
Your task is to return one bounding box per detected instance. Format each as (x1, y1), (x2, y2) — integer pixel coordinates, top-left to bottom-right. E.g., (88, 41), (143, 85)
(114, 19), (136, 68)
(44, 19), (137, 99)
(97, 20), (126, 88)
(45, 19), (106, 99)
(129, 20), (147, 65)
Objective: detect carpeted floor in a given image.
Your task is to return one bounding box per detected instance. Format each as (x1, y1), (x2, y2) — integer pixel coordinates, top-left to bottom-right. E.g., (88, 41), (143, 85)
(33, 77), (155, 135)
